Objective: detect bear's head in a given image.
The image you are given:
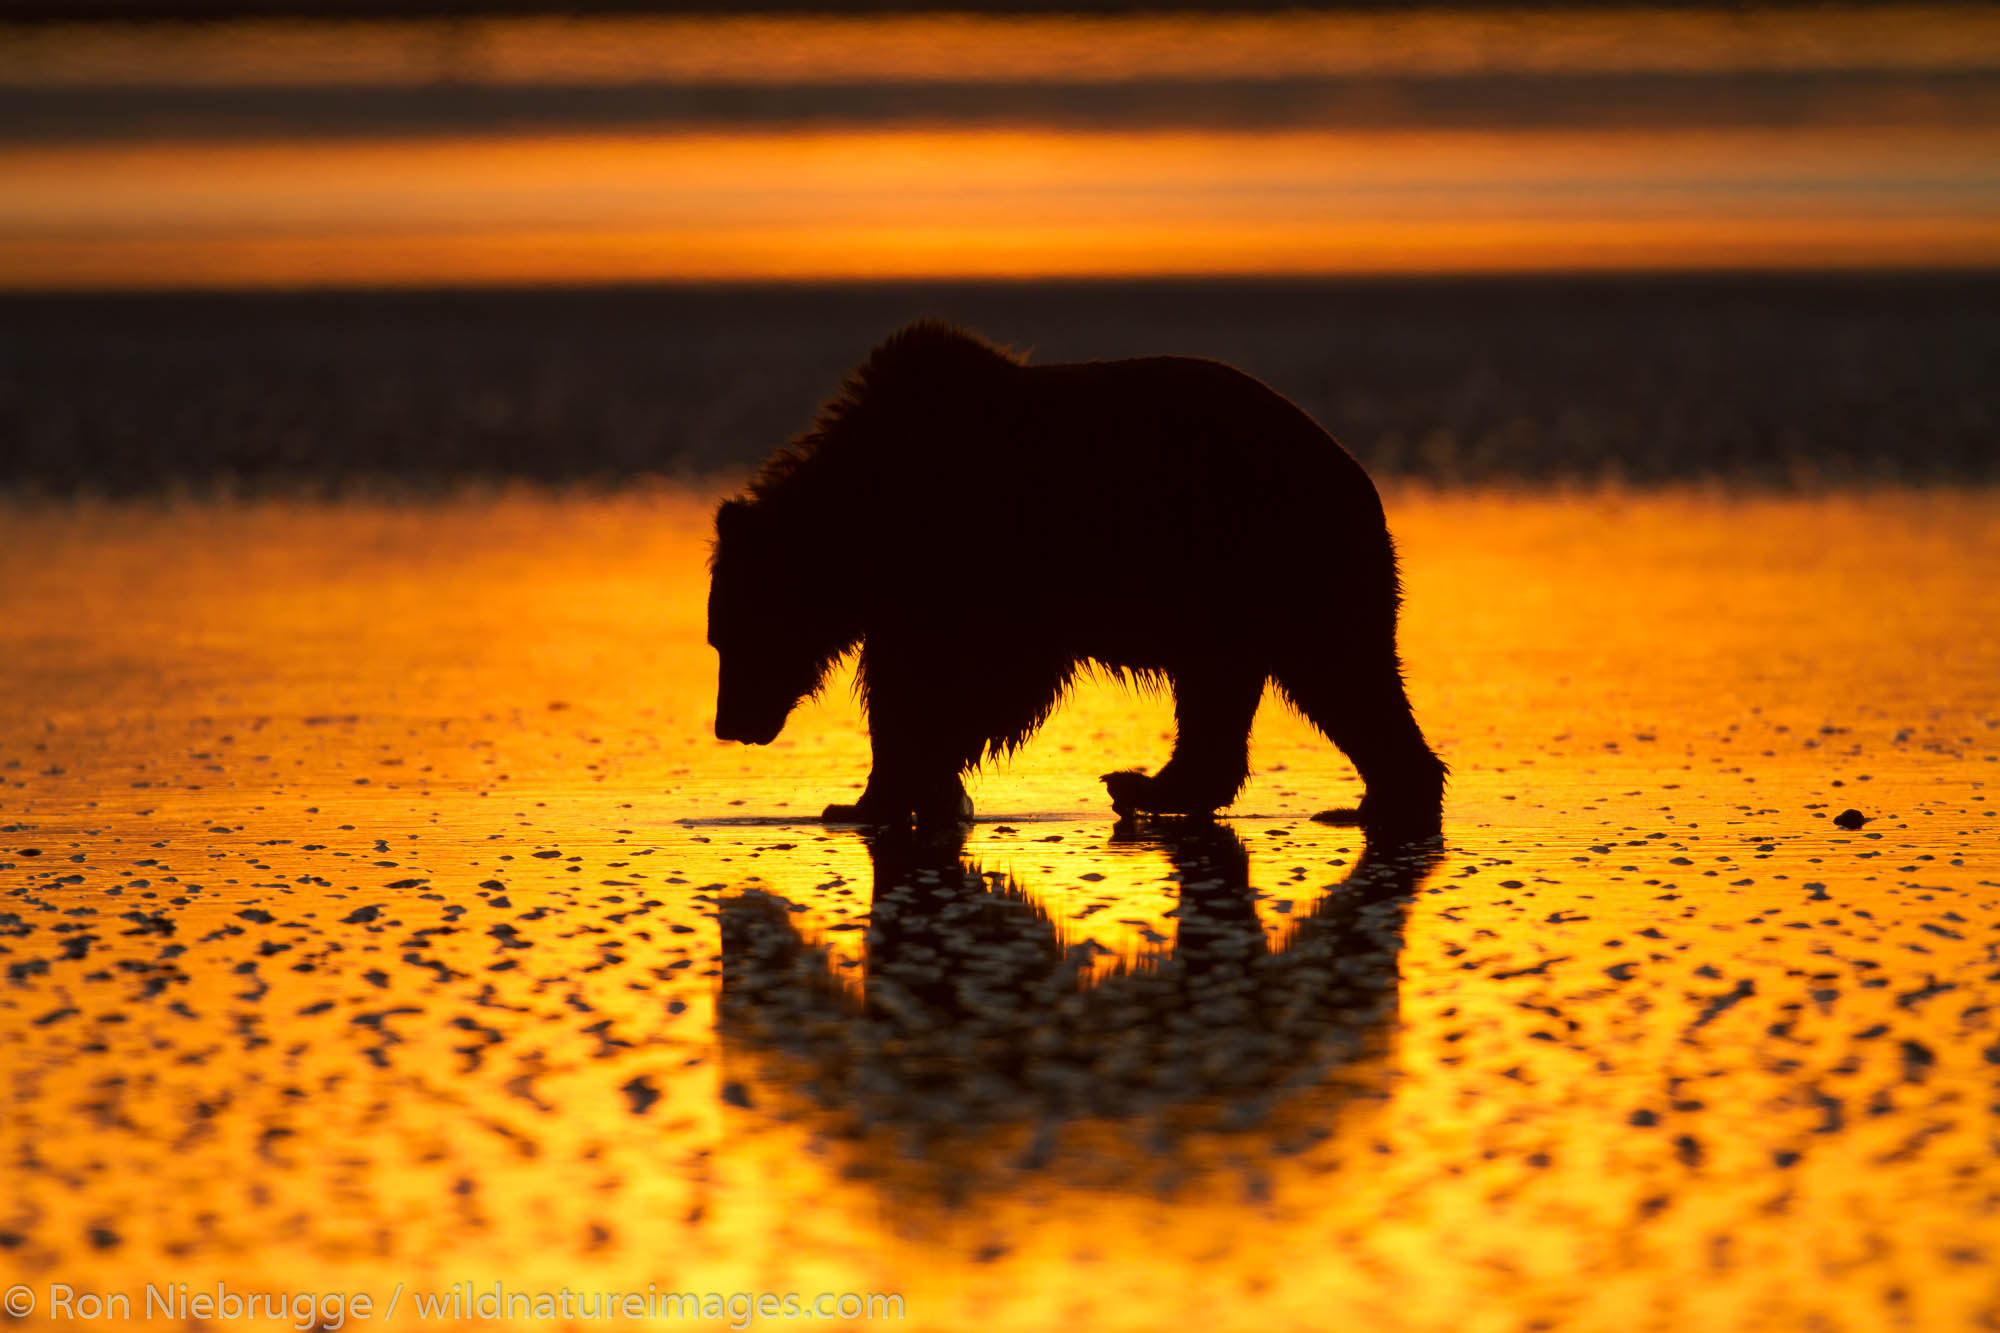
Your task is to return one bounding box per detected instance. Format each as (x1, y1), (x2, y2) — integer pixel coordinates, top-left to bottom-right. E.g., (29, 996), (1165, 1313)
(708, 497), (853, 746)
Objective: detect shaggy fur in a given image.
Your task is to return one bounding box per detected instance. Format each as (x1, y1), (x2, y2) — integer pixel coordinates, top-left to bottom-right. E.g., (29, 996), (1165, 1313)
(707, 320), (1446, 833)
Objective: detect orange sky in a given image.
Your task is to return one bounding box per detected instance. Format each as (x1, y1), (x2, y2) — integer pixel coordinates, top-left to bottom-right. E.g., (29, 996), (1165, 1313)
(1, 9), (1995, 286)
(8, 7), (1995, 87)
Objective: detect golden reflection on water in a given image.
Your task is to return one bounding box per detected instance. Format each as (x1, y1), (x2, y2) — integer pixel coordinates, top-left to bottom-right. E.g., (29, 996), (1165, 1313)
(1, 489), (1996, 1330)
(5, 126), (1997, 287)
(2, 6), (1997, 286)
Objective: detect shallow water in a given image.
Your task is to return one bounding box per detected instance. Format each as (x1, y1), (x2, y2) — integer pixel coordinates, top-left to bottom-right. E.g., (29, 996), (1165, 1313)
(1, 488), (1996, 1331)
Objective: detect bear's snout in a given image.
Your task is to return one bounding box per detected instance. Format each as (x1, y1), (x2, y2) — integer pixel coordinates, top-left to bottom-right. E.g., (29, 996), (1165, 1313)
(714, 705), (784, 746)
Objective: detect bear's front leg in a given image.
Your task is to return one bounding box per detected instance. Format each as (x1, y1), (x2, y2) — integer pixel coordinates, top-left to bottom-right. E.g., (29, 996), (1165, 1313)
(822, 772), (971, 828)
(1101, 669), (1264, 817)
(823, 637), (990, 830)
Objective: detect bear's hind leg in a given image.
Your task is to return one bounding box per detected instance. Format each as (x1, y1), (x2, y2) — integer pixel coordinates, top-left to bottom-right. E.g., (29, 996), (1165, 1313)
(1103, 668), (1263, 817)
(1276, 654), (1445, 836)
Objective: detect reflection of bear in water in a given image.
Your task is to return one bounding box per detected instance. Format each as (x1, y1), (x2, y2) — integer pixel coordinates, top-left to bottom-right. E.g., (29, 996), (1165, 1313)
(718, 822), (1442, 1161)
(708, 321), (1446, 834)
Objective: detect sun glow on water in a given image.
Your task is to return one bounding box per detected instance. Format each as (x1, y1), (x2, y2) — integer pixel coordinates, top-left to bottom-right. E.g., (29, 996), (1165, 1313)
(1, 488), (1996, 1329)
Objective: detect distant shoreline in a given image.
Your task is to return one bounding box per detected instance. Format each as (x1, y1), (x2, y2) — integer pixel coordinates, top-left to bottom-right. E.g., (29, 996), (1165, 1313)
(6, 71), (1987, 143)
(4, 271), (1993, 495)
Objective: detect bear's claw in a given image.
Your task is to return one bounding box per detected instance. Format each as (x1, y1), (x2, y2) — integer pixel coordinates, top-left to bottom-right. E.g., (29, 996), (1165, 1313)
(1311, 799), (1443, 840)
(1099, 769), (1152, 817)
(821, 789), (974, 827)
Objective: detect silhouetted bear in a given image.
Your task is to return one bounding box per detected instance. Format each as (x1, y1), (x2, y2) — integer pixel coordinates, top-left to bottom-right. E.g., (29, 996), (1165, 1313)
(708, 321), (1446, 834)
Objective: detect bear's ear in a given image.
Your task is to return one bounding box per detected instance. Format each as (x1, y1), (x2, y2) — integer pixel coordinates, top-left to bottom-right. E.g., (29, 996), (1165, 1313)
(714, 498), (756, 546)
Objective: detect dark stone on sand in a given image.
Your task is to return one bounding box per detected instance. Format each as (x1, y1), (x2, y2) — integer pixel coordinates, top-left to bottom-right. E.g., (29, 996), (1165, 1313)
(619, 1075), (662, 1116)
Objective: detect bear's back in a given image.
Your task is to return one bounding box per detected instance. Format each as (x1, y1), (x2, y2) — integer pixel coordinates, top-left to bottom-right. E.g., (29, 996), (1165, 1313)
(1013, 353), (1379, 512)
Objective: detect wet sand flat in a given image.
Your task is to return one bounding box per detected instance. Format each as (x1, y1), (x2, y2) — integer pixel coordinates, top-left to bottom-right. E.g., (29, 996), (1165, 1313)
(1, 488), (1996, 1331)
